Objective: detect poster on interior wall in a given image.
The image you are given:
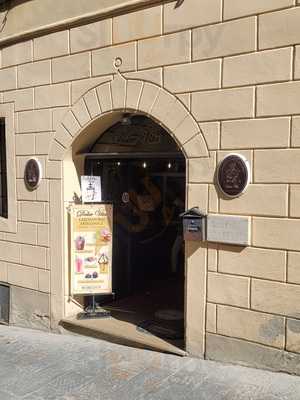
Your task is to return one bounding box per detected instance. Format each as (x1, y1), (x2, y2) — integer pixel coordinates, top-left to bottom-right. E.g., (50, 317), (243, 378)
(70, 204), (113, 295)
(81, 176), (102, 203)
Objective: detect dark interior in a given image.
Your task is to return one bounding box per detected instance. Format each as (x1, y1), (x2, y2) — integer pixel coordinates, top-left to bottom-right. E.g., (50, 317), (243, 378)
(83, 115), (186, 348)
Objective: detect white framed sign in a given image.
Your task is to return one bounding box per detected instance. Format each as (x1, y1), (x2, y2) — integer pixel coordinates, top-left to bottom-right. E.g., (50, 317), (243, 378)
(70, 204), (113, 295)
(81, 176), (102, 203)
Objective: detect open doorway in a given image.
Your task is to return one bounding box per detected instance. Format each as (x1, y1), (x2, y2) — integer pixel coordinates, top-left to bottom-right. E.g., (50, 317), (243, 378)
(83, 115), (186, 351)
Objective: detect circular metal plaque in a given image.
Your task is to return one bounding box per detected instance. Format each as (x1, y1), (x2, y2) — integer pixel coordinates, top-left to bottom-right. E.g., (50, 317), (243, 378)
(217, 154), (250, 198)
(24, 158), (42, 190)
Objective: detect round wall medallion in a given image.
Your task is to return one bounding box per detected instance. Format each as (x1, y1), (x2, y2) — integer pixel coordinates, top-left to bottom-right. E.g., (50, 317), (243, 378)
(217, 154), (250, 198)
(24, 158), (42, 190)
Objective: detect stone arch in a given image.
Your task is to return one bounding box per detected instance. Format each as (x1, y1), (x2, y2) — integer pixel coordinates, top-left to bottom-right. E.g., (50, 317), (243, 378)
(49, 74), (209, 358)
(49, 74), (209, 162)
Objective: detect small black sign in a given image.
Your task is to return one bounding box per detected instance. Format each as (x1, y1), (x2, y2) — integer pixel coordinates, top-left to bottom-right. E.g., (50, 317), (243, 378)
(217, 154), (249, 197)
(24, 158), (42, 190)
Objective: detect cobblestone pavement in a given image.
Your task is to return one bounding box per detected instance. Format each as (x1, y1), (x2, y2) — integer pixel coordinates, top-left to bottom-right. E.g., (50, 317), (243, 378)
(0, 326), (300, 399)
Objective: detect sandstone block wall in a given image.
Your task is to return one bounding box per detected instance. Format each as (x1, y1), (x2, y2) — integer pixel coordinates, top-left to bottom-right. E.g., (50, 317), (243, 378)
(0, 0), (299, 372)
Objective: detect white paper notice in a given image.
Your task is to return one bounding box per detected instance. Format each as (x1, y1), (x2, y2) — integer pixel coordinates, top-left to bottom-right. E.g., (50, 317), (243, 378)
(81, 176), (102, 203)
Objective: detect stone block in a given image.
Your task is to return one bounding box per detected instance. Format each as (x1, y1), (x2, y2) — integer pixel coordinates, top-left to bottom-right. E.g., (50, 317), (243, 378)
(200, 122), (220, 151)
(254, 149), (300, 183)
(189, 156), (215, 184)
(111, 76), (126, 110)
(0, 241), (21, 264)
(125, 68), (162, 86)
(206, 333), (300, 375)
(176, 93), (190, 109)
(219, 184), (288, 217)
(62, 111), (80, 136)
(53, 53), (90, 83)
(92, 43), (136, 76)
(164, 59), (221, 93)
(35, 83), (70, 109)
(288, 251), (300, 284)
(20, 201), (47, 223)
(35, 133), (53, 155)
(224, 0), (294, 20)
(287, 318), (300, 353)
(0, 262), (7, 282)
(126, 80), (143, 111)
(96, 82), (112, 113)
(183, 135), (209, 158)
(2, 40), (32, 67)
(138, 83), (160, 114)
(290, 185), (300, 217)
(221, 117), (290, 149)
(3, 88), (33, 111)
(34, 30), (69, 60)
(292, 116), (300, 147)
(37, 224), (49, 247)
(259, 7), (300, 49)
(223, 47), (292, 87)
(84, 89), (101, 119)
(16, 179), (36, 201)
(192, 87), (254, 122)
(164, 0), (221, 33)
(7, 263), (38, 291)
(18, 60), (51, 88)
(5, 222), (37, 246)
(72, 98), (90, 127)
(151, 92), (182, 132)
(21, 244), (47, 269)
(0, 67), (17, 91)
(55, 124), (73, 148)
(209, 184), (218, 213)
(10, 285), (50, 330)
(253, 217), (300, 251)
(38, 269), (50, 293)
(252, 279), (300, 318)
(207, 272), (249, 308)
(218, 305), (285, 348)
(49, 140), (65, 161)
(138, 31), (190, 70)
(16, 134), (35, 156)
(193, 17), (256, 61)
(113, 6), (161, 43)
(173, 115), (201, 146)
(185, 243), (207, 356)
(18, 109), (52, 133)
(71, 76), (112, 104)
(206, 302), (217, 333)
(219, 245), (286, 281)
(207, 243), (218, 272)
(257, 81), (300, 117)
(187, 184), (208, 213)
(70, 19), (111, 53)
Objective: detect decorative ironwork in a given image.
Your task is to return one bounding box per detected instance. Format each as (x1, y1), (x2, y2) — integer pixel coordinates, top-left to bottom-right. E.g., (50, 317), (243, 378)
(217, 154), (249, 197)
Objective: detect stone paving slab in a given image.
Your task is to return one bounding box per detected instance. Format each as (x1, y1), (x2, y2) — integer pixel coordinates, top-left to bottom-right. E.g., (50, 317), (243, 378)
(0, 326), (300, 399)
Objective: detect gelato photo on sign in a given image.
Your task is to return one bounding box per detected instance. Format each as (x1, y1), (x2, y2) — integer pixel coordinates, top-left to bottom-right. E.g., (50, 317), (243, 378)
(81, 176), (102, 203)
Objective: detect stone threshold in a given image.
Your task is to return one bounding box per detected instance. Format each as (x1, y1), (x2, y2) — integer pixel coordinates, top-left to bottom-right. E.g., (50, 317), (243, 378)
(61, 315), (187, 357)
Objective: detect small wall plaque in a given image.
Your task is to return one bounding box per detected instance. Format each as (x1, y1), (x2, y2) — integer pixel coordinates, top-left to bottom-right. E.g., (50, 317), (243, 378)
(24, 158), (42, 190)
(217, 154), (250, 198)
(206, 214), (251, 246)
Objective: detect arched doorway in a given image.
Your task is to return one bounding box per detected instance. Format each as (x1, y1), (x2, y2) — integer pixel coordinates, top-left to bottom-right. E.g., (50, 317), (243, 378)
(49, 75), (209, 357)
(84, 114), (186, 349)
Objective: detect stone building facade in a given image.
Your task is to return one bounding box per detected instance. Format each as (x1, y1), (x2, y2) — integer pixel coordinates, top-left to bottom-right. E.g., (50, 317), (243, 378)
(0, 0), (300, 374)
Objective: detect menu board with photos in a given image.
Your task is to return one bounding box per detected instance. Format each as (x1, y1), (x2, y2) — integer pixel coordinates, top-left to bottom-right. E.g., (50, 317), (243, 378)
(70, 204), (113, 295)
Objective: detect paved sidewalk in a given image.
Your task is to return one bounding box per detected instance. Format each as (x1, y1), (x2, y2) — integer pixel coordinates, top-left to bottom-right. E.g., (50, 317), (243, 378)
(0, 326), (300, 399)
